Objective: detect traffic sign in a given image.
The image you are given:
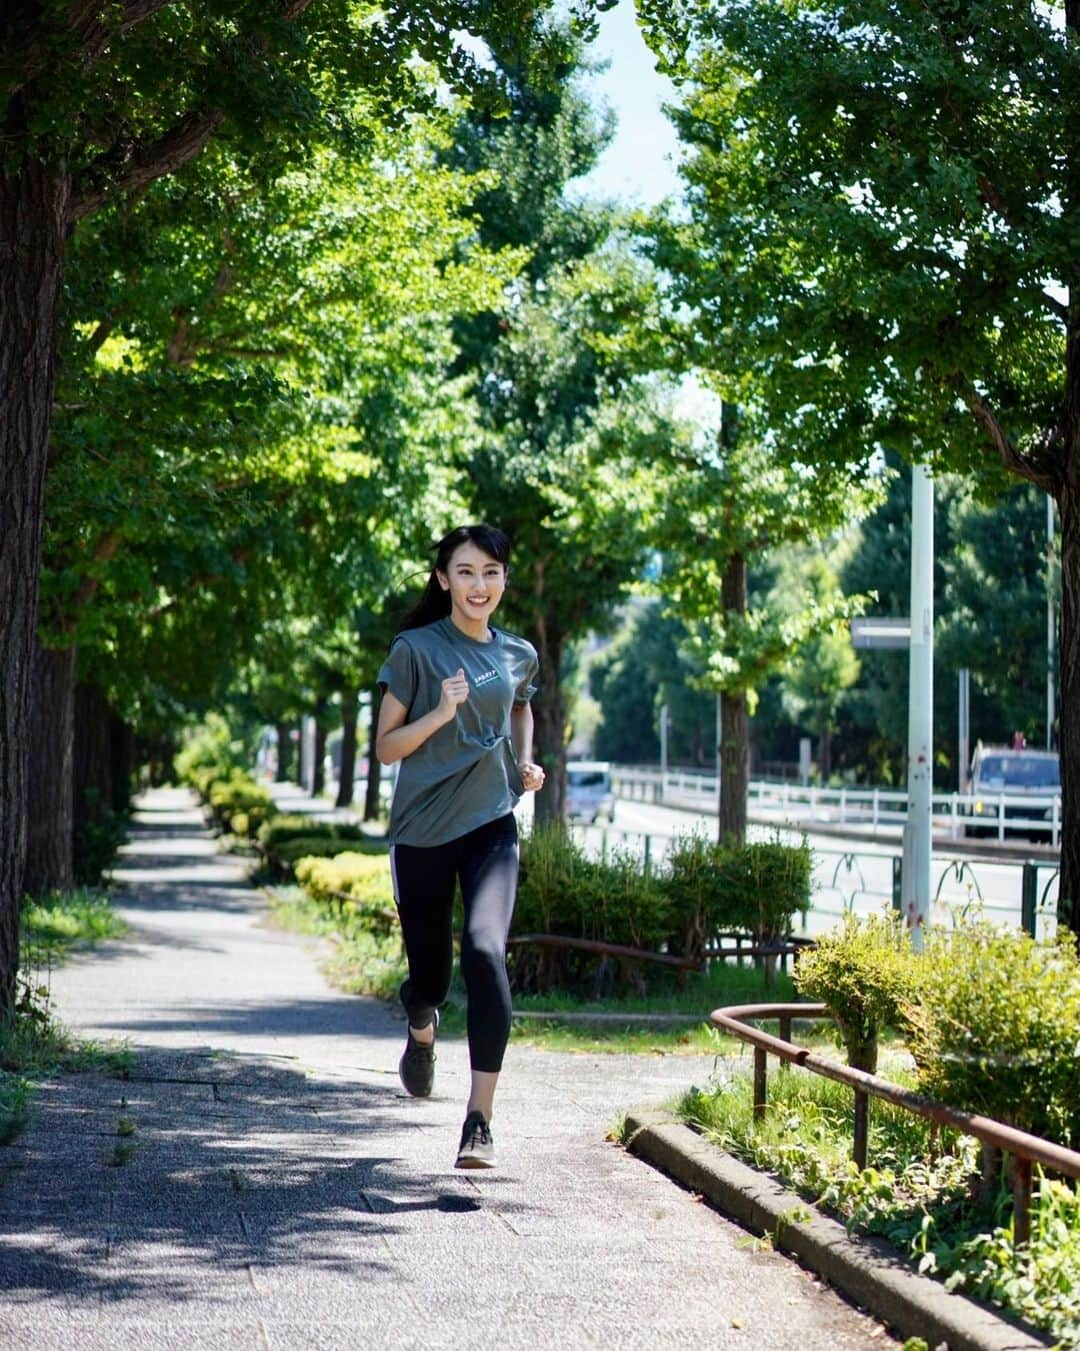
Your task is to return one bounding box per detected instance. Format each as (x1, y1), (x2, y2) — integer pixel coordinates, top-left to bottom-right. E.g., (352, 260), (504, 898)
(851, 618), (911, 650)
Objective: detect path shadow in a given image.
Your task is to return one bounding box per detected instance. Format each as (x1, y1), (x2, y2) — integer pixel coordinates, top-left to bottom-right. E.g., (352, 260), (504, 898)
(0, 1047), (534, 1310)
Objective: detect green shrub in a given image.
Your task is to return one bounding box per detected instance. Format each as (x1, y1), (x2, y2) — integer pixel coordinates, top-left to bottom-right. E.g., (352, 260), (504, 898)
(175, 714), (245, 796)
(257, 815), (388, 875)
(794, 910), (920, 1072)
(663, 833), (723, 961)
(258, 816), (337, 851)
(510, 824), (671, 996)
(295, 852), (396, 939)
(713, 833), (813, 941)
(907, 924), (1080, 1147)
(271, 836), (363, 867)
(207, 774), (273, 836)
(512, 820), (589, 937)
(661, 830), (813, 963)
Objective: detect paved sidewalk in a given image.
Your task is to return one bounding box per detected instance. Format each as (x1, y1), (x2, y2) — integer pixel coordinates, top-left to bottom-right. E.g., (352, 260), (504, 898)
(0, 789), (894, 1349)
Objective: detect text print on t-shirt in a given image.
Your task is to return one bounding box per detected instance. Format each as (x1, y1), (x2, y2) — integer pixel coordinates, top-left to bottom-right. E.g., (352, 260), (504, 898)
(472, 669), (500, 689)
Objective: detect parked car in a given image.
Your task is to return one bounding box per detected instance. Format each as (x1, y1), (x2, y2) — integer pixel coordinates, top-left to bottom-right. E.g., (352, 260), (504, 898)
(964, 744), (1060, 840)
(566, 761), (615, 824)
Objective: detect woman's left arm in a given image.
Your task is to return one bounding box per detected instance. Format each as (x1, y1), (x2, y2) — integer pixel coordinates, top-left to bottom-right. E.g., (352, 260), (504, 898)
(510, 703), (545, 793)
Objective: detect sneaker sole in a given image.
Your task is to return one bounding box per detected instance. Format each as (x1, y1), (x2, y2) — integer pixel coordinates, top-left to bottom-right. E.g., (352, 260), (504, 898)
(398, 1059), (434, 1098)
(454, 1155), (495, 1170)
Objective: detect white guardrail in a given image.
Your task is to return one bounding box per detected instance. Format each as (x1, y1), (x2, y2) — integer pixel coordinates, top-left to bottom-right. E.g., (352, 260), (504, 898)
(612, 768), (1062, 849)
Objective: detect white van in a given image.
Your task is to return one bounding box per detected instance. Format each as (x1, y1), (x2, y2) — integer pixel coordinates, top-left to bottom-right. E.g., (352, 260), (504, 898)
(965, 744), (1060, 839)
(566, 761), (615, 824)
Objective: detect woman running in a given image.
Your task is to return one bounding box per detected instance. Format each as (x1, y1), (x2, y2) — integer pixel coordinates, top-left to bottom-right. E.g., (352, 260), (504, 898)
(375, 524), (544, 1169)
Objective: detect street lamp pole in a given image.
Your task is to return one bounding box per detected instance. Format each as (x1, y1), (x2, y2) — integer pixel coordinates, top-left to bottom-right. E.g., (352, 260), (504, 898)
(1048, 494), (1056, 750)
(903, 463), (934, 949)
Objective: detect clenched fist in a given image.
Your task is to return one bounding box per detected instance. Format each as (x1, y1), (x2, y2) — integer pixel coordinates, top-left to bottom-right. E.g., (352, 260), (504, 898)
(437, 667), (469, 721)
(519, 761), (545, 793)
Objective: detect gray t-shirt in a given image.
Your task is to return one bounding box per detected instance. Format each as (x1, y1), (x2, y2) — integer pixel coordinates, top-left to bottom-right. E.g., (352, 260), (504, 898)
(377, 617), (539, 846)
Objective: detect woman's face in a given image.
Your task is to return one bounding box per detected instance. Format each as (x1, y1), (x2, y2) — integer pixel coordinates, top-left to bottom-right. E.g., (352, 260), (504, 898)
(437, 541), (507, 631)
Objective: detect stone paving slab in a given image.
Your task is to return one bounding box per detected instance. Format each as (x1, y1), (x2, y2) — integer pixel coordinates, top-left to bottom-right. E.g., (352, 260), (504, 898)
(0, 788), (894, 1349)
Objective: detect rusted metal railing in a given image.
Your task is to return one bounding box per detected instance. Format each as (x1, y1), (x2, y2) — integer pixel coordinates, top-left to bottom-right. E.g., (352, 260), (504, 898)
(711, 1002), (1080, 1246)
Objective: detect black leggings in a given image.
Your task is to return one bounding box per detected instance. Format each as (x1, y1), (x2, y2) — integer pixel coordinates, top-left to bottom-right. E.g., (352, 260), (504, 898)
(390, 813), (519, 1073)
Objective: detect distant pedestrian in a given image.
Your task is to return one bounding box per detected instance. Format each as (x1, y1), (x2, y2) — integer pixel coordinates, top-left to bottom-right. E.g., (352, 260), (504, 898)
(375, 524), (544, 1169)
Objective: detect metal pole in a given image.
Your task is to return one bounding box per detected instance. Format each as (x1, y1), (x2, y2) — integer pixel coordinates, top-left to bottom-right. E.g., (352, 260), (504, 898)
(904, 463), (934, 950)
(1048, 494), (1056, 750)
(660, 703), (669, 795)
(958, 668), (970, 793)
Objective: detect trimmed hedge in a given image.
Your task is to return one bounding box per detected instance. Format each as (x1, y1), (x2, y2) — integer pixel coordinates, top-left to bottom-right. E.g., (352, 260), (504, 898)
(207, 773), (274, 838)
(294, 852), (397, 940)
(258, 814), (387, 875)
(508, 824), (812, 996)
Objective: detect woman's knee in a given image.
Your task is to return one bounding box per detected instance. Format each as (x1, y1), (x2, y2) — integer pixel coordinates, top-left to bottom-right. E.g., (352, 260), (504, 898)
(460, 934), (508, 986)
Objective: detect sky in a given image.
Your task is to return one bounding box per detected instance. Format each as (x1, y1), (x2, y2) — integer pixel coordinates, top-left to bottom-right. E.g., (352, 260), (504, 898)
(575, 2), (683, 206)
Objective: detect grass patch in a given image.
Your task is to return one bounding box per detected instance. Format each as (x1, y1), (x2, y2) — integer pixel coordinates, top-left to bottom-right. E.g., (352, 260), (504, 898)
(266, 885), (407, 1001)
(21, 887), (128, 966)
(679, 1066), (1080, 1347)
(0, 888), (133, 1147)
(505, 963), (858, 1055)
(266, 883), (844, 1055)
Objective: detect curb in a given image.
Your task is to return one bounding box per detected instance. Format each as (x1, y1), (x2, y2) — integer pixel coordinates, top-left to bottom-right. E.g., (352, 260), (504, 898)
(624, 1109), (1054, 1351)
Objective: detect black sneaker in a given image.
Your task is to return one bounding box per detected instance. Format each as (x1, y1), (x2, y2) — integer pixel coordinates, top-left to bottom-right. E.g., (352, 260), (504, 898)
(398, 1010), (438, 1098)
(454, 1110), (495, 1169)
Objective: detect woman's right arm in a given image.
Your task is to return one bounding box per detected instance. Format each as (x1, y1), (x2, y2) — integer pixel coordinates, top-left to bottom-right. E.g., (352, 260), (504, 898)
(375, 668), (469, 765)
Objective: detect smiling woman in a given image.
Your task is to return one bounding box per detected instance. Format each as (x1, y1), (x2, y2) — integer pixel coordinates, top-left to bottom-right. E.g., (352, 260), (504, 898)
(374, 524), (544, 1171)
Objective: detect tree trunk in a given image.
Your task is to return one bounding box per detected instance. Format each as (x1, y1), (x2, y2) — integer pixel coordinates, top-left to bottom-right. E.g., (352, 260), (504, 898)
(364, 689), (383, 822)
(0, 160), (70, 998)
(718, 552), (749, 844)
(1059, 475), (1080, 930)
(719, 690), (749, 844)
(311, 698), (328, 798)
(73, 679), (114, 884)
(275, 722), (292, 782)
(530, 624), (566, 824)
(335, 688), (358, 808)
(111, 716), (134, 811)
(23, 640), (76, 895)
(819, 722), (833, 781)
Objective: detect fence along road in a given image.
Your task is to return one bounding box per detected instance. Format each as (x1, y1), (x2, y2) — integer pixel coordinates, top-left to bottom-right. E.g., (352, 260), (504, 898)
(565, 774), (1060, 943)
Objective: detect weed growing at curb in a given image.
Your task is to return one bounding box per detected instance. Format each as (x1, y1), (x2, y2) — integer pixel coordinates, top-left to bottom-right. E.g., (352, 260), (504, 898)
(680, 1068), (1080, 1346)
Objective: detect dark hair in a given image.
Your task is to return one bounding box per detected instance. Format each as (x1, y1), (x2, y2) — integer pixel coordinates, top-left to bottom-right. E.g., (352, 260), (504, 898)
(396, 524), (511, 634)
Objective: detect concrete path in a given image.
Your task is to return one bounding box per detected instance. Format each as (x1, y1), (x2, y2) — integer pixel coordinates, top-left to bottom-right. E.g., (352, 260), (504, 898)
(0, 789), (894, 1349)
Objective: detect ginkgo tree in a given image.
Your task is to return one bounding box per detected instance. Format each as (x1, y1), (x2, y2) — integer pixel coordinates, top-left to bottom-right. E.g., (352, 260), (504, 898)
(642, 0), (1078, 914)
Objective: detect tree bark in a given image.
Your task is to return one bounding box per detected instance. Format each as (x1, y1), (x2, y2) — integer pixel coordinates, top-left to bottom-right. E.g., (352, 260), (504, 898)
(23, 640), (77, 895)
(335, 687), (357, 808)
(311, 698), (328, 798)
(274, 722), (292, 782)
(719, 690), (749, 844)
(73, 678), (114, 883)
(111, 715), (134, 810)
(819, 722), (833, 781)
(74, 681), (113, 819)
(1058, 0), (1080, 928)
(718, 552), (749, 844)
(364, 689), (383, 822)
(530, 622), (566, 824)
(0, 159), (70, 1004)
(1058, 457), (1080, 930)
